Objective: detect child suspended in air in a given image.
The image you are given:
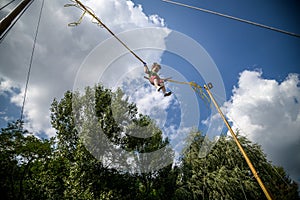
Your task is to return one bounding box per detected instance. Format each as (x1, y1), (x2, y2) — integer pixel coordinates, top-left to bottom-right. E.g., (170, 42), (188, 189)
(144, 62), (172, 97)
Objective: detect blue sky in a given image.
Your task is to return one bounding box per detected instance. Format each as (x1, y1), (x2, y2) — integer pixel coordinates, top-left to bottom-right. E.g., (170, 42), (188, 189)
(0, 0), (299, 187)
(132, 0), (300, 91)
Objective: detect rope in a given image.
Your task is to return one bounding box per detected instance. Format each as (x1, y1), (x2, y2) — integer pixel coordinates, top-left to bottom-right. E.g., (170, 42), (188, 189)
(0, 0), (17, 11)
(0, 0), (34, 44)
(168, 79), (210, 104)
(162, 0), (300, 38)
(167, 79), (191, 85)
(66, 0), (146, 65)
(20, 0), (44, 122)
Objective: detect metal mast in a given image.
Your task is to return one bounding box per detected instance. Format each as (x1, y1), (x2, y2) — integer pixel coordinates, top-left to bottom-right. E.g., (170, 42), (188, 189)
(0, 0), (33, 38)
(204, 83), (273, 200)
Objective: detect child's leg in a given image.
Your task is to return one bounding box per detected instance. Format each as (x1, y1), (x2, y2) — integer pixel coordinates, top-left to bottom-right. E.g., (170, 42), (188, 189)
(154, 79), (167, 93)
(160, 83), (166, 93)
(153, 78), (171, 96)
(158, 80), (172, 97)
(153, 79), (163, 89)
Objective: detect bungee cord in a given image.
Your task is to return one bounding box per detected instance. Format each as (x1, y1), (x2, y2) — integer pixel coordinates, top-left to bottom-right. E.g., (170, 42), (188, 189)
(65, 0), (146, 65)
(66, 0), (210, 103)
(167, 79), (210, 104)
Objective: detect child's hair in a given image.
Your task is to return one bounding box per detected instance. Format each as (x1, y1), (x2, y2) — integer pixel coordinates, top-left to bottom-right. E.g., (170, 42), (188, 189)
(152, 62), (161, 69)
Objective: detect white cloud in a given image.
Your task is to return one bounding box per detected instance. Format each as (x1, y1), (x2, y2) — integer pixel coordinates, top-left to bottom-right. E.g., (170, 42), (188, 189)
(149, 15), (165, 26)
(84, 0), (165, 30)
(224, 70), (300, 182)
(0, 77), (19, 95)
(0, 0), (168, 137)
(130, 87), (172, 117)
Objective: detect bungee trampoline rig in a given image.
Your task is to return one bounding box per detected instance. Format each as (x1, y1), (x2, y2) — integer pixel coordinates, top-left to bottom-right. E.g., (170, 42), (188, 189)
(65, 1), (273, 199)
(5, 0), (299, 198)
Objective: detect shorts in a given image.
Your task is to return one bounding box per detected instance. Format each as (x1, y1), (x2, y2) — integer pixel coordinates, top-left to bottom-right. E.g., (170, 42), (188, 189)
(149, 75), (164, 85)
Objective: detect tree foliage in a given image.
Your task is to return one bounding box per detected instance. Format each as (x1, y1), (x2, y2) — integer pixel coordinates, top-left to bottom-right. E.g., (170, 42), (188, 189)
(0, 121), (53, 200)
(175, 131), (299, 200)
(0, 85), (298, 199)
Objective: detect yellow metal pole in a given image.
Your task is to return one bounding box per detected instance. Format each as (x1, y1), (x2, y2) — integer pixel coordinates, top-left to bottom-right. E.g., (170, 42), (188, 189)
(204, 84), (273, 200)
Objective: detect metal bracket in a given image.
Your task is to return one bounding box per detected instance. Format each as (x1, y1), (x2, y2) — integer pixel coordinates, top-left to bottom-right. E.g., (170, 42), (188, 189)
(67, 10), (86, 27)
(207, 82), (213, 89)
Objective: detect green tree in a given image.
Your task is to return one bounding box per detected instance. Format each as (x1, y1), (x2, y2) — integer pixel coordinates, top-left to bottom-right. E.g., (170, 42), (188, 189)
(49, 85), (176, 199)
(176, 131), (299, 200)
(0, 121), (52, 200)
(1, 84), (299, 200)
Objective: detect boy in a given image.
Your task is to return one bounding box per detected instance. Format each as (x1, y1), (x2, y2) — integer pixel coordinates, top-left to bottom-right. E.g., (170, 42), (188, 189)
(144, 62), (172, 97)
